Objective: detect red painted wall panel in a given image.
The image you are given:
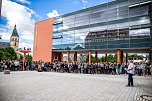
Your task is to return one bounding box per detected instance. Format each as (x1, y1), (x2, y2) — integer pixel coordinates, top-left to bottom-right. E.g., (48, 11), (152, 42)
(33, 18), (53, 62)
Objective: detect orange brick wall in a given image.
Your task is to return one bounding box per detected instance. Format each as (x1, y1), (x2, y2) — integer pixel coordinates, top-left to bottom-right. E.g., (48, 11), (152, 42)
(33, 18), (53, 62)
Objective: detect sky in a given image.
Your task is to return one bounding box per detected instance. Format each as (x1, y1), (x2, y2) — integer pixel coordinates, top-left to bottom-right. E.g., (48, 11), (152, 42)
(0, 0), (112, 52)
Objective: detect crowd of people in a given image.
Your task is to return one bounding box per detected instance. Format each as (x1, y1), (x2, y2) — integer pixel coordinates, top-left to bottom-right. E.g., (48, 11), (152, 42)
(0, 60), (152, 76)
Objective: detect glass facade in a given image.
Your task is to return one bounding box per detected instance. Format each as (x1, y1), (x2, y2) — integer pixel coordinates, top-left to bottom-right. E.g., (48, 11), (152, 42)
(52, 0), (152, 51)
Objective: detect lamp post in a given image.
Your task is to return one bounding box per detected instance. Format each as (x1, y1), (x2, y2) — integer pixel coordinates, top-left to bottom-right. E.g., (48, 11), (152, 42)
(18, 47), (31, 71)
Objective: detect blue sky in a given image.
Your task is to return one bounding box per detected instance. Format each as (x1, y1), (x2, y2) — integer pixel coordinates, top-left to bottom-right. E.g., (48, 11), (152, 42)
(0, 0), (111, 51)
(30, 0), (112, 21)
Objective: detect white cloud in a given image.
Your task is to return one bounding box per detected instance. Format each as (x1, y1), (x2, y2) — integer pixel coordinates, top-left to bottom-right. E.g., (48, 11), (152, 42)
(0, 25), (12, 41)
(53, 25), (69, 32)
(1, 0), (35, 51)
(16, 0), (31, 4)
(47, 10), (59, 18)
(19, 42), (32, 49)
(82, 0), (88, 4)
(20, 31), (34, 40)
(19, 42), (33, 53)
(82, 0), (88, 9)
(0, 32), (11, 40)
(129, 28), (150, 36)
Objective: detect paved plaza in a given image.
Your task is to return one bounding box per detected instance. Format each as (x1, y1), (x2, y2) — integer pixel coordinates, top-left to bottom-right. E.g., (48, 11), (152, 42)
(0, 71), (152, 101)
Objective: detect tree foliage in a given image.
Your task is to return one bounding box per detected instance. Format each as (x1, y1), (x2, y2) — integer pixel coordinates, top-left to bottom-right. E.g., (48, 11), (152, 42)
(18, 54), (32, 61)
(107, 54), (115, 62)
(19, 54), (23, 60)
(26, 54), (32, 61)
(0, 47), (17, 60)
(129, 54), (143, 60)
(92, 56), (100, 63)
(79, 54), (87, 63)
(99, 56), (106, 62)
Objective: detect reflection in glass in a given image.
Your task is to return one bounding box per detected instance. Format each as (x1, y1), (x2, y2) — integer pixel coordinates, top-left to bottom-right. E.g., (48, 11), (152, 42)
(52, 0), (152, 50)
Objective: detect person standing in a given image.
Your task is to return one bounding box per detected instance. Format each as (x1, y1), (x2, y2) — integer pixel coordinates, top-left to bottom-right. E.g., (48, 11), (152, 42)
(126, 61), (135, 87)
(115, 63), (119, 75)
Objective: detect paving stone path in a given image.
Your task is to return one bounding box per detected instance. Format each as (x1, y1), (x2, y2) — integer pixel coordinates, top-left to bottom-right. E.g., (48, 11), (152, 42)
(0, 71), (152, 101)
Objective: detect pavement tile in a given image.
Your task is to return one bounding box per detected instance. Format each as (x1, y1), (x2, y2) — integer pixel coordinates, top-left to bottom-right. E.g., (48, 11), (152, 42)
(0, 71), (151, 101)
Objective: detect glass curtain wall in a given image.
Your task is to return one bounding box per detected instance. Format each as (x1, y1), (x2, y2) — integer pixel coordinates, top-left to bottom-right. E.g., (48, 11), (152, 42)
(53, 0), (152, 50)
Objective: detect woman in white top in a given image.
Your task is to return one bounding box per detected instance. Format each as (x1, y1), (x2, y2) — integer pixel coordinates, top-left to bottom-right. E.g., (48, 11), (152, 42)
(126, 61), (135, 87)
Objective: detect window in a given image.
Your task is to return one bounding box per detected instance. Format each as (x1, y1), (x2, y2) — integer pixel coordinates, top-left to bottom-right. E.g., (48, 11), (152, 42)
(54, 56), (58, 60)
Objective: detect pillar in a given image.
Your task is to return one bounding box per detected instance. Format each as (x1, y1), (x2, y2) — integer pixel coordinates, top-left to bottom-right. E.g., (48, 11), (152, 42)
(117, 49), (121, 63)
(89, 50), (92, 65)
(149, 52), (152, 63)
(61, 53), (63, 62)
(120, 50), (123, 63)
(23, 53), (26, 71)
(95, 51), (98, 62)
(105, 53), (107, 62)
(67, 51), (70, 63)
(126, 53), (128, 64)
(74, 52), (77, 62)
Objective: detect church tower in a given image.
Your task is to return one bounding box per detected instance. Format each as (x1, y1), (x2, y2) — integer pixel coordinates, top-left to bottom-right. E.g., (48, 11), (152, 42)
(10, 25), (19, 51)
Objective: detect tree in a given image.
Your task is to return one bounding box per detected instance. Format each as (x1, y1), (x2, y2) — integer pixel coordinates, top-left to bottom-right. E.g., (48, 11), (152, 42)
(99, 56), (106, 62)
(85, 54), (95, 63)
(26, 54), (32, 61)
(19, 54), (23, 60)
(0, 47), (17, 60)
(79, 54), (87, 63)
(3, 52), (11, 60)
(91, 55), (96, 63)
(5, 47), (17, 60)
(107, 54), (115, 63)
(65, 46), (71, 50)
(0, 50), (3, 61)
(91, 56), (100, 63)
(114, 54), (117, 62)
(129, 54), (142, 60)
(18, 54), (32, 61)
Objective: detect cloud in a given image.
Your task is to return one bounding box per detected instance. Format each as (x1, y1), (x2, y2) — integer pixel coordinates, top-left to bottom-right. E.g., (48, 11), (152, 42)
(129, 28), (150, 36)
(19, 42), (32, 49)
(47, 10), (59, 18)
(20, 31), (34, 40)
(16, 0), (31, 4)
(1, 0), (35, 50)
(82, 0), (88, 9)
(19, 42), (33, 53)
(0, 32), (11, 40)
(53, 25), (69, 32)
(0, 25), (11, 40)
(82, 0), (88, 4)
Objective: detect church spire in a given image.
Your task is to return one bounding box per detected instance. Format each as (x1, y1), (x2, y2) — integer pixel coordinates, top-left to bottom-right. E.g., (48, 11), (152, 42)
(11, 25), (19, 37)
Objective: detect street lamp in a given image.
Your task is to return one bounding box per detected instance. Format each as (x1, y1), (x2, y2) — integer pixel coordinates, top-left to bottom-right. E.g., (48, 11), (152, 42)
(18, 47), (31, 71)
